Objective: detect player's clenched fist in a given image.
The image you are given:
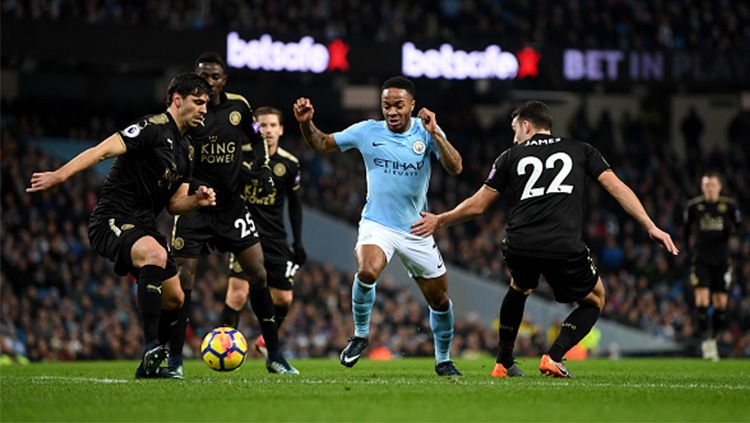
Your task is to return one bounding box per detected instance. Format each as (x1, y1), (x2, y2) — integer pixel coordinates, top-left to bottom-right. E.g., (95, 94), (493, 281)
(417, 107), (438, 134)
(293, 98), (315, 123)
(196, 185), (217, 207)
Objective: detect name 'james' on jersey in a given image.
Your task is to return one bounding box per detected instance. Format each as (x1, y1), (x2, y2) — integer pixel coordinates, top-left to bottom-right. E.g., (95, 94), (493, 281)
(333, 117), (441, 234)
(485, 134), (610, 258)
(91, 112), (193, 226)
(187, 91), (265, 212)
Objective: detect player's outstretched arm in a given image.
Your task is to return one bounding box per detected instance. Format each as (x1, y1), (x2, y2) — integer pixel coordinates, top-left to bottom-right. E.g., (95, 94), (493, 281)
(411, 185), (499, 237)
(418, 107), (462, 176)
(26, 133), (126, 193)
(598, 170), (679, 255)
(168, 184), (216, 214)
(293, 97), (339, 153)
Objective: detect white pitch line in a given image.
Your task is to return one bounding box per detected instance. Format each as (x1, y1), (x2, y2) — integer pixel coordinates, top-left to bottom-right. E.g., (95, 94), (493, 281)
(31, 376), (130, 384)
(25, 376), (750, 391)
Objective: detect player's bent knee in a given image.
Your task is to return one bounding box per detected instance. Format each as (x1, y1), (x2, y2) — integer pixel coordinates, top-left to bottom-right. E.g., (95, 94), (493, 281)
(428, 296), (450, 311)
(136, 247), (169, 268)
(246, 270), (267, 289)
(175, 260), (197, 290)
(162, 278), (185, 310)
(228, 278), (250, 298)
(357, 267), (380, 284)
(270, 289), (293, 307)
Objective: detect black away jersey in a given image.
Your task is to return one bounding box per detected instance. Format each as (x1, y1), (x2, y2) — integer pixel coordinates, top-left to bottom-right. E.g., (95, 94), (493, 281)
(91, 112), (193, 226)
(187, 92), (266, 212)
(485, 134), (610, 257)
(240, 147), (301, 259)
(684, 196), (741, 265)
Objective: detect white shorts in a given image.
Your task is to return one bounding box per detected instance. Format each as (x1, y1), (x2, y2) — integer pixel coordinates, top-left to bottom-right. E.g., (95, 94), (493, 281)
(355, 219), (446, 279)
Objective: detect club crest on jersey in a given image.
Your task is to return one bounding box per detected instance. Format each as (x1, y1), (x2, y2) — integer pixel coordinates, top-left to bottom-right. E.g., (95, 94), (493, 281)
(188, 145), (195, 161)
(274, 163), (287, 177)
(412, 140), (426, 155)
(173, 237), (185, 250)
(229, 111), (242, 126)
(718, 203), (727, 213)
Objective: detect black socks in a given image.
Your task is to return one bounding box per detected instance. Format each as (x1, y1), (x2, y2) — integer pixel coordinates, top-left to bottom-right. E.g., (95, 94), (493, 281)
(166, 288), (191, 359)
(548, 303), (601, 362)
(496, 288), (528, 368)
(137, 265), (164, 344)
(221, 302), (241, 329)
(249, 286), (281, 360)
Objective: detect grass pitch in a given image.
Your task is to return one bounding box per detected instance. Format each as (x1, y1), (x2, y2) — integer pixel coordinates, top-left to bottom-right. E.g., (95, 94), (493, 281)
(1, 358), (748, 422)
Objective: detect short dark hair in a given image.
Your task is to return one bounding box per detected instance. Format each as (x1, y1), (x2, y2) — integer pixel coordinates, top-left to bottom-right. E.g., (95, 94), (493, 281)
(511, 101), (553, 130)
(195, 51), (227, 72)
(165, 73), (212, 106)
(382, 76), (415, 97)
(703, 170), (723, 184)
(255, 106), (283, 124)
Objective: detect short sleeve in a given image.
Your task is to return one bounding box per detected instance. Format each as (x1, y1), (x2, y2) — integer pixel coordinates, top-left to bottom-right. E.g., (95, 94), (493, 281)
(484, 150), (510, 192)
(582, 142), (611, 178)
(118, 119), (157, 152)
(427, 124), (444, 161)
(333, 120), (372, 152)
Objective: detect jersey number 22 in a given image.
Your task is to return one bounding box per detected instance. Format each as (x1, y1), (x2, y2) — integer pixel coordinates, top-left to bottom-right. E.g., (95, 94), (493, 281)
(517, 152), (574, 200)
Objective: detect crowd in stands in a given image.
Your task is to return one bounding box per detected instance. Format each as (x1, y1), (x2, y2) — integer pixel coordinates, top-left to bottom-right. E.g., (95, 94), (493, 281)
(1, 99), (749, 362)
(3, 0), (749, 50)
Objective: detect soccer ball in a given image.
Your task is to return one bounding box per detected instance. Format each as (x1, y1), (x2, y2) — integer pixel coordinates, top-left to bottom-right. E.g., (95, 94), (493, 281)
(200, 327), (248, 371)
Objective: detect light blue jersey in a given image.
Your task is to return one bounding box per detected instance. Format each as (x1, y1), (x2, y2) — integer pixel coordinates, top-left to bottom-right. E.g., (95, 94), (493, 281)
(334, 117), (441, 233)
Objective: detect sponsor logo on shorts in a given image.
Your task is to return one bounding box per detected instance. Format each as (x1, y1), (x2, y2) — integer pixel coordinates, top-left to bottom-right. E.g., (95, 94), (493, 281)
(121, 224), (134, 231)
(229, 111), (242, 126)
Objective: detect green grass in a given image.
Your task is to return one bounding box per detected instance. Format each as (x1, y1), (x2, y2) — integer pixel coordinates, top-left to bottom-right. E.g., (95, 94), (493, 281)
(1, 358), (749, 422)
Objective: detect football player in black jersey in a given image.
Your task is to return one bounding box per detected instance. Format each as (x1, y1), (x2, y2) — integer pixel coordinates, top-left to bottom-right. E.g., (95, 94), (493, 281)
(168, 52), (298, 377)
(27, 73), (216, 378)
(684, 171), (742, 360)
(222, 107), (306, 358)
(412, 101), (678, 378)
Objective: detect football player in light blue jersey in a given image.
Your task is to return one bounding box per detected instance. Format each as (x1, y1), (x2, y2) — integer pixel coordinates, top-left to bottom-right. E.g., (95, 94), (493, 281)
(293, 76), (464, 376)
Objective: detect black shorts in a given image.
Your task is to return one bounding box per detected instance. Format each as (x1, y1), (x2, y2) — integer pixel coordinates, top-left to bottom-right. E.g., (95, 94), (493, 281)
(227, 253), (299, 291)
(691, 262), (732, 293)
(88, 217), (177, 278)
(171, 201), (260, 257)
(502, 247), (599, 303)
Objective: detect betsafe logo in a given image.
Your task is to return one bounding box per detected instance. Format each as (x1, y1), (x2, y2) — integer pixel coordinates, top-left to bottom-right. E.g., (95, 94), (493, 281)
(402, 42), (540, 80)
(227, 32), (349, 73)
